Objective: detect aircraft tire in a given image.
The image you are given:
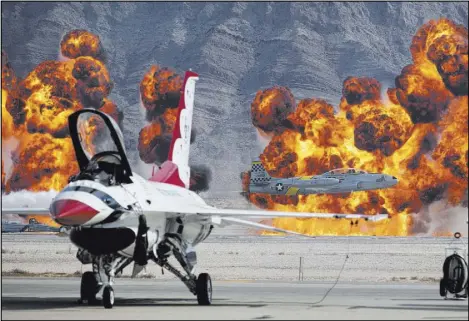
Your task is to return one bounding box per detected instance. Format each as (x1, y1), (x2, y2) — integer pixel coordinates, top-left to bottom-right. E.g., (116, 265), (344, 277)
(102, 285), (114, 309)
(80, 271), (99, 304)
(196, 273), (212, 305)
(439, 278), (447, 297)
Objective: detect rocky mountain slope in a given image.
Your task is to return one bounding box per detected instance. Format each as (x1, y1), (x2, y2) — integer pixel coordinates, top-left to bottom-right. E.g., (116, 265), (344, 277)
(2, 2), (467, 198)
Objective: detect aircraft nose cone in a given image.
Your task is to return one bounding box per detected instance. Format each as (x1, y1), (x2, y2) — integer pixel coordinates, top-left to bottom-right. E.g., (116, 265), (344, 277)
(388, 175), (398, 185)
(50, 199), (99, 226)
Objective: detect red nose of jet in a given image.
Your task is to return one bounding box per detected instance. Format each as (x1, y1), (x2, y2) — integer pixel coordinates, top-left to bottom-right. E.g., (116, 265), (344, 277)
(50, 199), (99, 226)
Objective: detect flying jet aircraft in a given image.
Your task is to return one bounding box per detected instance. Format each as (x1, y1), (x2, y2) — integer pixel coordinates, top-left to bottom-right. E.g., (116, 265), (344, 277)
(1, 70), (389, 309)
(248, 159), (398, 195)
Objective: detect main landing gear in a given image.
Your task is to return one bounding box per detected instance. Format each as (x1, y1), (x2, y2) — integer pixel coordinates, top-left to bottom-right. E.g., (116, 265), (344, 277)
(196, 272), (212, 305)
(152, 234), (213, 306)
(77, 249), (213, 308)
(76, 215), (214, 308)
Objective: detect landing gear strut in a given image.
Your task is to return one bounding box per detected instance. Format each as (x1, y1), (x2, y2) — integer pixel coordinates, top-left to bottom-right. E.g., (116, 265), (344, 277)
(77, 251), (132, 309)
(153, 236), (213, 305)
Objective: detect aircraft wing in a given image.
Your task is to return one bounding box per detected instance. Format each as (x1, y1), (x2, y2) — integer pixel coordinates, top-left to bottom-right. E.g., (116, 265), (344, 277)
(194, 207), (389, 222)
(191, 207), (388, 238)
(1, 205), (389, 238)
(212, 216), (316, 238)
(1, 208), (51, 216)
(1, 205), (389, 223)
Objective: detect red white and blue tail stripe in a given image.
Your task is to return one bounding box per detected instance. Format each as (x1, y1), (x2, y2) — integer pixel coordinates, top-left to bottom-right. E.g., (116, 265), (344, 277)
(149, 70), (199, 189)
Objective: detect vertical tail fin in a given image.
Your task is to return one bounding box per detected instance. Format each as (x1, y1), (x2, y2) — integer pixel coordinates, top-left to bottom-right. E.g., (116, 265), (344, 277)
(250, 158), (271, 185)
(148, 70), (199, 189)
(168, 70), (199, 180)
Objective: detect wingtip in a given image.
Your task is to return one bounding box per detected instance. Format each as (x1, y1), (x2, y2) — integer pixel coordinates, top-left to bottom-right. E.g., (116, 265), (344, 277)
(365, 214), (390, 222)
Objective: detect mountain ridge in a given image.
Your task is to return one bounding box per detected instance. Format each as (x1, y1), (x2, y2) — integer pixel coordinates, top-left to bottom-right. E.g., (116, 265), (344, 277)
(2, 2), (468, 199)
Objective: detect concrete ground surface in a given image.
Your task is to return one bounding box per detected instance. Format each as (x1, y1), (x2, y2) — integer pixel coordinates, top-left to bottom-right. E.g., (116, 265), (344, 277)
(2, 277), (468, 320)
(3, 234), (468, 283)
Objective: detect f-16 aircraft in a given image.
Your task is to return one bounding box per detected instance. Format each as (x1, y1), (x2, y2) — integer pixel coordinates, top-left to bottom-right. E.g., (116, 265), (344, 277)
(1, 70), (389, 309)
(248, 159), (398, 195)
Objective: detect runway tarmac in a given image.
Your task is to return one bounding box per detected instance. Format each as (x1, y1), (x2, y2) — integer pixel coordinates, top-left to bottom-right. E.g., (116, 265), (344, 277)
(2, 277), (468, 320)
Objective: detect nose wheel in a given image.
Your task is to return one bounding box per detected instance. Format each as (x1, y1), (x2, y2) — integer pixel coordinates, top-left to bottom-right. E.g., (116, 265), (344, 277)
(80, 271), (100, 305)
(102, 285), (115, 309)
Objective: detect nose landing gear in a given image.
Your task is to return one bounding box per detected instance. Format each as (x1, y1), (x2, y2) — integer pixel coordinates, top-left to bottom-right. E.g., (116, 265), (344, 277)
(79, 271), (100, 305)
(76, 251), (132, 309)
(102, 285), (115, 309)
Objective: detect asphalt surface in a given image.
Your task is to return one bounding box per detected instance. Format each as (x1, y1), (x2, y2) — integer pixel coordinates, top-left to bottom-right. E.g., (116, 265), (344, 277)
(2, 277), (468, 320)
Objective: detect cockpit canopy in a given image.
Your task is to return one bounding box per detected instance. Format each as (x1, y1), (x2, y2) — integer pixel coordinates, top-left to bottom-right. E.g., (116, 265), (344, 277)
(68, 109), (133, 185)
(76, 111), (126, 161)
(322, 168), (368, 175)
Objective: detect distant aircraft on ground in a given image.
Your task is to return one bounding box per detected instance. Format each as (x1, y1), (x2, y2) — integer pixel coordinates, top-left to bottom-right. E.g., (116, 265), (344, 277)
(1, 218), (67, 233)
(248, 159), (398, 196)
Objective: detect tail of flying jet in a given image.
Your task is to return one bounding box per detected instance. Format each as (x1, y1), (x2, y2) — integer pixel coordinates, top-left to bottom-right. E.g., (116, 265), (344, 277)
(249, 158), (271, 186)
(149, 70), (199, 189)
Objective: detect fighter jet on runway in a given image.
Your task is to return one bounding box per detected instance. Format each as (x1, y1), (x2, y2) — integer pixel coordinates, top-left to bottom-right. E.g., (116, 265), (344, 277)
(248, 159), (398, 195)
(1, 70), (389, 309)
(1, 217), (67, 233)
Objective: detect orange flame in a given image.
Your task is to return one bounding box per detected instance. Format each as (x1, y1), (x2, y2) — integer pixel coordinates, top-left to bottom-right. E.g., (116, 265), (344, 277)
(60, 29), (105, 61)
(1, 159), (5, 191)
(138, 65), (182, 164)
(99, 98), (123, 126)
(138, 122), (166, 164)
(251, 86), (295, 135)
(5, 133), (79, 192)
(242, 18), (468, 236)
(26, 215), (60, 228)
(140, 65), (182, 120)
(2, 30), (120, 196)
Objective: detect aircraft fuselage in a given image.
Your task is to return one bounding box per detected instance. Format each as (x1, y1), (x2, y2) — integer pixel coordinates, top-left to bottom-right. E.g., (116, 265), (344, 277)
(50, 172), (212, 258)
(249, 172), (398, 195)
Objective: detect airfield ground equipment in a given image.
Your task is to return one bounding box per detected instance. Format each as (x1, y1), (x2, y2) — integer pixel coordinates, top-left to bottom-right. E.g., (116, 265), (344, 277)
(439, 231), (468, 300)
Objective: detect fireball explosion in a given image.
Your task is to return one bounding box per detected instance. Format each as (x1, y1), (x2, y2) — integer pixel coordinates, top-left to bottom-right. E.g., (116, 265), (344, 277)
(243, 18), (468, 236)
